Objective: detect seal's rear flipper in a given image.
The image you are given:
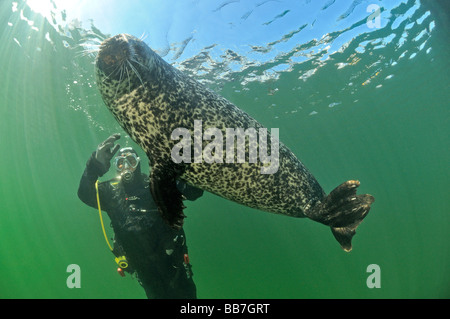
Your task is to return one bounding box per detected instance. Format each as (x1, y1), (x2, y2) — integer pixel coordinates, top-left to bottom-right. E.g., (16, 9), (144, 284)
(331, 223), (359, 252)
(306, 180), (375, 252)
(150, 164), (185, 229)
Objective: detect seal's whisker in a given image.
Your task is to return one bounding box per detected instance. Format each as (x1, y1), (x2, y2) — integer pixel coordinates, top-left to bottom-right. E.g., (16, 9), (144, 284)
(128, 61), (144, 86)
(113, 63), (126, 99)
(139, 32), (148, 42)
(101, 62), (123, 83)
(74, 48), (96, 59)
(82, 48), (100, 53)
(130, 58), (149, 71)
(83, 43), (101, 49)
(112, 68), (122, 99)
(127, 60), (145, 88)
(125, 63), (132, 93)
(80, 49), (100, 59)
(74, 42), (102, 59)
(88, 37), (104, 45)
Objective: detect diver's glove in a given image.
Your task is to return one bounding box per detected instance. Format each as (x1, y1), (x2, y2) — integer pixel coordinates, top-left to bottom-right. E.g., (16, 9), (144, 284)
(95, 133), (121, 175)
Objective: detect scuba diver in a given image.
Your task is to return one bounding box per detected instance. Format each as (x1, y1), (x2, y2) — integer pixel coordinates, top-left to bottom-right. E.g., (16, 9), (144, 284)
(77, 133), (203, 299)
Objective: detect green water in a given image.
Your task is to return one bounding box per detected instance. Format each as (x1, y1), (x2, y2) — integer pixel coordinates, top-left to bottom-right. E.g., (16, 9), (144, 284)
(0, 0), (448, 299)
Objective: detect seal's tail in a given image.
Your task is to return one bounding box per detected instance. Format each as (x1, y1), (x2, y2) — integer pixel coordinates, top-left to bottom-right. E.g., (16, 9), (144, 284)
(307, 180), (375, 252)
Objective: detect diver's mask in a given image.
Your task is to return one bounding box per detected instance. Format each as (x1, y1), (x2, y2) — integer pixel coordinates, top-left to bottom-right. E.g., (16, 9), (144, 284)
(114, 148), (140, 182)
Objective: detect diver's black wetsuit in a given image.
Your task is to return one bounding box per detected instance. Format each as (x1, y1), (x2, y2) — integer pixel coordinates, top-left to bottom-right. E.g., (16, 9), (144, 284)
(78, 152), (202, 299)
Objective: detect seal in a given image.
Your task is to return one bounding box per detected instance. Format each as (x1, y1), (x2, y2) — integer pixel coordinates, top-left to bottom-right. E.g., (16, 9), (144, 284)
(95, 34), (374, 251)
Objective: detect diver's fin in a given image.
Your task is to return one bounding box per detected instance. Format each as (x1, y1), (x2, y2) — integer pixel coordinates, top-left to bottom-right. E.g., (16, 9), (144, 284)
(150, 164), (185, 230)
(307, 180), (375, 252)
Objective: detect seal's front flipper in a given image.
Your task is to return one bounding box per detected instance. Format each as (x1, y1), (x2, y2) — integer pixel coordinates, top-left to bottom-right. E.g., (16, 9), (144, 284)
(306, 180), (375, 252)
(150, 164), (185, 229)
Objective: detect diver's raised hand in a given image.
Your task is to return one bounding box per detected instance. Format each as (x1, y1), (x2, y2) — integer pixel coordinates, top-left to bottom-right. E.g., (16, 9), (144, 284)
(95, 133), (121, 172)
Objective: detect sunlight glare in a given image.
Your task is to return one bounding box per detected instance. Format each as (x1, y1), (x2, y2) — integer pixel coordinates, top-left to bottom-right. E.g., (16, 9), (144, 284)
(26, 0), (82, 22)
(26, 0), (54, 16)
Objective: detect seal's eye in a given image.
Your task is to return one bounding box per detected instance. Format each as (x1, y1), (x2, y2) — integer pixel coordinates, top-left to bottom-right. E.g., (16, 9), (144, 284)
(104, 55), (116, 65)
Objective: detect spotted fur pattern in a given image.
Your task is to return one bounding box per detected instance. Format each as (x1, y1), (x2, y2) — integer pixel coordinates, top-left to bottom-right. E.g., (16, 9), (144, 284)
(95, 34), (326, 218)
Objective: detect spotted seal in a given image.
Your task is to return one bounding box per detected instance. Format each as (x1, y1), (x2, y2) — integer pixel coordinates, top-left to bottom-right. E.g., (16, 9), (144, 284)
(94, 34), (374, 251)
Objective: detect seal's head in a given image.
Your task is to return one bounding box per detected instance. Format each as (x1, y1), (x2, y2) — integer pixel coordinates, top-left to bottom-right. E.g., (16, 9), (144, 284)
(95, 34), (156, 106)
